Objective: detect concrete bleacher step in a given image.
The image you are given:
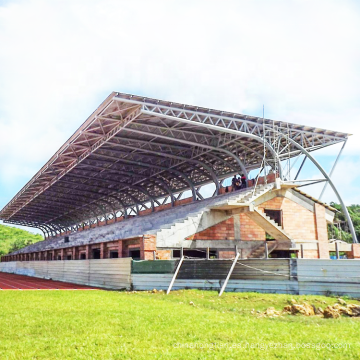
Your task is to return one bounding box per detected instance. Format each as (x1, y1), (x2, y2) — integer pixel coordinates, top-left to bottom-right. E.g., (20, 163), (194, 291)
(155, 185), (275, 247)
(11, 183), (277, 255)
(237, 184), (274, 204)
(147, 188), (252, 234)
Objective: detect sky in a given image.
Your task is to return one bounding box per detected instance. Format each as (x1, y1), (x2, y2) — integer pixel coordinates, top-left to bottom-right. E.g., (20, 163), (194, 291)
(0, 0), (360, 234)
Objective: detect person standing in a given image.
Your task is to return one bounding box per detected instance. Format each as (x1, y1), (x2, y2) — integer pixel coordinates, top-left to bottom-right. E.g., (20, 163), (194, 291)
(241, 174), (247, 189)
(231, 175), (237, 191)
(235, 176), (242, 191)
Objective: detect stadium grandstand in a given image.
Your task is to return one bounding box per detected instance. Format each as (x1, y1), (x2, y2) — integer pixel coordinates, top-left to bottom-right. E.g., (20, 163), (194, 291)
(1, 92), (358, 262)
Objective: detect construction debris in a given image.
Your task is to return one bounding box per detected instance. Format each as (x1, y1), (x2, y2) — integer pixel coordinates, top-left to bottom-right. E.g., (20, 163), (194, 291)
(323, 303), (360, 318)
(288, 302), (315, 316)
(337, 298), (347, 306)
(252, 307), (282, 318)
(254, 300), (360, 319)
(323, 306), (341, 319)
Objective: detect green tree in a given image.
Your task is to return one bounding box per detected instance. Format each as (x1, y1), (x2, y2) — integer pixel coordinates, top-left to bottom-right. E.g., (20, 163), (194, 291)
(328, 202), (360, 243)
(0, 224), (43, 256)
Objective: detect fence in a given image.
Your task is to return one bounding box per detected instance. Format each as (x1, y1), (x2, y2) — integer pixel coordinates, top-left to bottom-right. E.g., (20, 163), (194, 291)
(1, 258), (360, 297)
(0, 258), (132, 290)
(132, 258), (360, 297)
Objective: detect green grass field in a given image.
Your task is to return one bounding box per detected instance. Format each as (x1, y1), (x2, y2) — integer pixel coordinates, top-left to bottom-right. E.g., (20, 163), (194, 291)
(0, 289), (359, 359)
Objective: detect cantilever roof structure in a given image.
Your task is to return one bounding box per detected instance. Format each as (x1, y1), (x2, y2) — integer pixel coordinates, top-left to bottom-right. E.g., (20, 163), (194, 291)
(0, 92), (350, 237)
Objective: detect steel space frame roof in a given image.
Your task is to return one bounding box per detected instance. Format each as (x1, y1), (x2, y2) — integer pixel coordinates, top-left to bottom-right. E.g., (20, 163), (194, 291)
(0, 92), (349, 236)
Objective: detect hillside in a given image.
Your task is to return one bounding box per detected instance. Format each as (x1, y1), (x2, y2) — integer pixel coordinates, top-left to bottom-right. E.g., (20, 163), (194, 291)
(0, 224), (43, 256)
(328, 202), (360, 243)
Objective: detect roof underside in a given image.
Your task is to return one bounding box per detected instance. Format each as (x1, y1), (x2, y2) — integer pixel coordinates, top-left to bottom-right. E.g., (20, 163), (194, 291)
(0, 92), (349, 233)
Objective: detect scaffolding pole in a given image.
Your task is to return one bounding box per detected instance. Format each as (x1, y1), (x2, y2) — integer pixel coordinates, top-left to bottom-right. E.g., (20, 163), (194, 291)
(166, 256), (185, 295)
(219, 252), (240, 296)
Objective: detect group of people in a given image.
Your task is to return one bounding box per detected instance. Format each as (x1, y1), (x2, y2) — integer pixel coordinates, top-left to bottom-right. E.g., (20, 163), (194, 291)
(231, 174), (247, 191)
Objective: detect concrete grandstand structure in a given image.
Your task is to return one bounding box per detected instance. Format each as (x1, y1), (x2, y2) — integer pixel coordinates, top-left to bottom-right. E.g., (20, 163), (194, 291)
(1, 92), (359, 262)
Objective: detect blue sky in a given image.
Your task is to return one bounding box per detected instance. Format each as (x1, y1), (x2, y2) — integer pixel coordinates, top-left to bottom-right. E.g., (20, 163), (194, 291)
(0, 0), (360, 234)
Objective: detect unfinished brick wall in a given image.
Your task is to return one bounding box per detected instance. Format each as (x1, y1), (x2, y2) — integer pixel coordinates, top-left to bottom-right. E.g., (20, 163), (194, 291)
(155, 250), (172, 260)
(259, 197), (330, 259)
(259, 197), (318, 241)
(239, 213), (266, 241)
(185, 214), (265, 241)
(141, 235), (157, 260)
(218, 250), (236, 259)
(186, 217), (235, 241)
(347, 244), (360, 259)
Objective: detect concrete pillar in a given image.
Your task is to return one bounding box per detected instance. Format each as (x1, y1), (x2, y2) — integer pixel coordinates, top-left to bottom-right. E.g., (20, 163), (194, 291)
(85, 245), (90, 260)
(100, 243), (105, 259)
(118, 240), (123, 258)
(349, 244), (360, 259)
(141, 235), (157, 260)
(234, 214), (241, 241)
(72, 247), (77, 260)
(314, 204), (330, 259)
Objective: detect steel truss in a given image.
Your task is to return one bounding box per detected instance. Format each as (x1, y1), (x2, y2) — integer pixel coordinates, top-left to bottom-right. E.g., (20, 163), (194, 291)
(0, 92), (354, 241)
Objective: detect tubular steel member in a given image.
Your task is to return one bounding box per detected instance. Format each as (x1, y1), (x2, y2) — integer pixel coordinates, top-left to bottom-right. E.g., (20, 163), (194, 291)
(75, 161), (177, 208)
(86, 152), (198, 202)
(123, 126), (250, 184)
(282, 136), (357, 243)
(103, 143), (221, 195)
(64, 172), (157, 213)
(108, 135), (241, 177)
(319, 140), (347, 200)
(166, 256), (185, 295)
(5, 220), (49, 239)
(1, 92), (350, 235)
(219, 252), (240, 296)
(138, 111), (281, 176)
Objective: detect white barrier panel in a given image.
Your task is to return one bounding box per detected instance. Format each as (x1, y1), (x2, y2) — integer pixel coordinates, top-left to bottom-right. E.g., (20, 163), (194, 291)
(0, 258), (132, 290)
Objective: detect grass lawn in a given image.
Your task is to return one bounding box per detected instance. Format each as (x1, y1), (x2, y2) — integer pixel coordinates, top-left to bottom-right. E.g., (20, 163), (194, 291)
(0, 289), (359, 359)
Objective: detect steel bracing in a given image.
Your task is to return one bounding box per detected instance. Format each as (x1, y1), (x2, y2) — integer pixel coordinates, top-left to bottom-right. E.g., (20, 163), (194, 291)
(0, 92), (354, 241)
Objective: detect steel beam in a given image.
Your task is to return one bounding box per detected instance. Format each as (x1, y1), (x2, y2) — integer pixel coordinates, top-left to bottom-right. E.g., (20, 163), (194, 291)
(283, 136), (357, 243)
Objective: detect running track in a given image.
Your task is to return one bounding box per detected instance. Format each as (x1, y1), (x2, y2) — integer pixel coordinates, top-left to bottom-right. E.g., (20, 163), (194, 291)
(0, 272), (98, 290)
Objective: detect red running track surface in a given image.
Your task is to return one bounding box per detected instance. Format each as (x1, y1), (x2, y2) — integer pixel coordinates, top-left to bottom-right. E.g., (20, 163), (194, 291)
(0, 272), (98, 290)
